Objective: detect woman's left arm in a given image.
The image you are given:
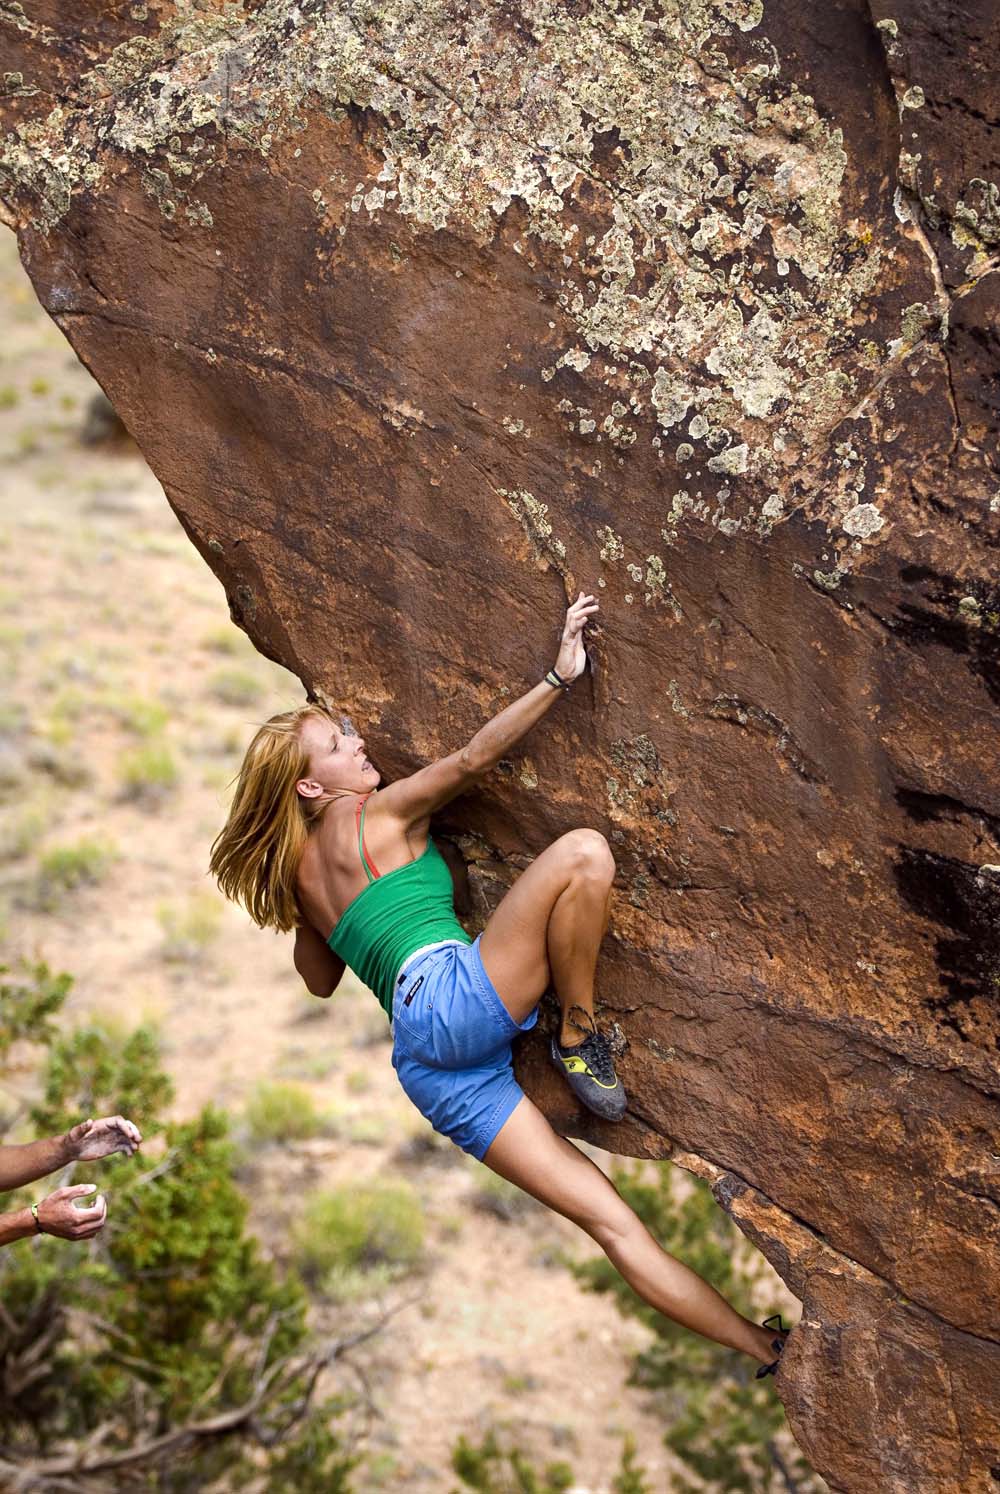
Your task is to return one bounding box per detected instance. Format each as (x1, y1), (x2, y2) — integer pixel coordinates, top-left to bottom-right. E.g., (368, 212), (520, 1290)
(294, 922), (346, 998)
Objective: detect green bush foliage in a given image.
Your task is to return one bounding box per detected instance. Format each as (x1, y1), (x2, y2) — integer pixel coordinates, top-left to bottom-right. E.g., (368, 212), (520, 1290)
(451, 1427), (574, 1492)
(245, 1080), (327, 1143)
(156, 889), (223, 962)
(0, 960), (71, 1060)
(201, 625), (246, 656)
(0, 961), (358, 1490)
(118, 739), (179, 801)
(292, 1181), (425, 1285)
(27, 837), (116, 909)
(0, 800), (47, 863)
(105, 692), (169, 738)
(450, 1426), (652, 1493)
(208, 667), (264, 707)
(568, 1164), (822, 1493)
(27, 738), (93, 789)
(470, 1168), (538, 1222)
(613, 1434), (653, 1493)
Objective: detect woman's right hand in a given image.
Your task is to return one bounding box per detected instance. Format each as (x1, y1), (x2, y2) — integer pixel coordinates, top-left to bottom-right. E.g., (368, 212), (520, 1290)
(36, 1183), (107, 1240)
(554, 591), (599, 682)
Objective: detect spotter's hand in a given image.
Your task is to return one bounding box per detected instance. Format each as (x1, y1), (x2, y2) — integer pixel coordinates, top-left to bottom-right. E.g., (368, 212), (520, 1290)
(65, 1116), (142, 1163)
(35, 1184), (108, 1240)
(554, 591), (599, 683)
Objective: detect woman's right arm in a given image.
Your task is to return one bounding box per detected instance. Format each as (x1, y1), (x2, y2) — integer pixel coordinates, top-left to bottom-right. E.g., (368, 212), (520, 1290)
(376, 592), (599, 824)
(294, 922), (347, 998)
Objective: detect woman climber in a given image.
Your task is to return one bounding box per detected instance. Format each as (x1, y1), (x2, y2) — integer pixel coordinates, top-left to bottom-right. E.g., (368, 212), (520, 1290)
(210, 592), (788, 1375)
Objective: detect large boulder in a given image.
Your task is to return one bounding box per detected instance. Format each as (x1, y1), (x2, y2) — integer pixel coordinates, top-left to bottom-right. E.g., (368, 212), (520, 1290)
(3, 3), (998, 1487)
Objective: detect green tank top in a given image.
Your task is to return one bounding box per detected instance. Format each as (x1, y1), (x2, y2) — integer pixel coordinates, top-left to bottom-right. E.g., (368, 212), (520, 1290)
(326, 794), (471, 1017)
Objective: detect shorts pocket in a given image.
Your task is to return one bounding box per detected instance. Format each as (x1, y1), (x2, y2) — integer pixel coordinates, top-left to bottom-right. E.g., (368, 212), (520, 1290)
(391, 965), (439, 1060)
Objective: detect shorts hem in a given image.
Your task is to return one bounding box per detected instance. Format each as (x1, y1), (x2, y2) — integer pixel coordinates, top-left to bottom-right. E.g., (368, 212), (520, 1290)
(469, 934), (539, 1038)
(468, 1081), (526, 1161)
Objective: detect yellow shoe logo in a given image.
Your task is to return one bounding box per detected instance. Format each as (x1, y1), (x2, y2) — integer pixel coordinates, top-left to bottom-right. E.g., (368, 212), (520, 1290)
(558, 1054), (619, 1090)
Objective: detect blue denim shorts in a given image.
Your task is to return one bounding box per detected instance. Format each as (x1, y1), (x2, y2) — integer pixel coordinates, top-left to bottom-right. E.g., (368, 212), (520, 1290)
(390, 933), (539, 1161)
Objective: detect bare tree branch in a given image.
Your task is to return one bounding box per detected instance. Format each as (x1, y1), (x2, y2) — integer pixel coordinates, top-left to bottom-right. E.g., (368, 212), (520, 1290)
(0, 1293), (417, 1491)
(127, 1150), (180, 1190)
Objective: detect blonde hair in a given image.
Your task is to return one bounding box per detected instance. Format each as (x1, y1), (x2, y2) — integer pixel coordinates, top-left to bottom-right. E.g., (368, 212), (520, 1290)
(209, 702), (336, 932)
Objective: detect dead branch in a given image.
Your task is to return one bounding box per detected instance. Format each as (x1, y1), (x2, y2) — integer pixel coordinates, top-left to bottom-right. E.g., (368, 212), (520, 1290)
(0, 1292), (416, 1491)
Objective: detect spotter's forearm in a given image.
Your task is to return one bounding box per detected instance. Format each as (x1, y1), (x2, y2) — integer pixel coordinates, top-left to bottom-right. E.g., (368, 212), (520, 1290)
(0, 1134), (72, 1192)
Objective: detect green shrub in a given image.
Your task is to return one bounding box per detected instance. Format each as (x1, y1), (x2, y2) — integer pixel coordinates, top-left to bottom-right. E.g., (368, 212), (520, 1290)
(43, 687), (90, 746)
(27, 738), (92, 788)
(471, 1168), (538, 1222)
(0, 384), (19, 409)
(276, 1041), (341, 1079)
(451, 1428), (574, 1492)
(29, 837), (115, 909)
(14, 425), (43, 457)
(208, 667), (263, 707)
(500, 1372), (535, 1395)
(0, 961), (358, 1490)
(0, 960), (71, 1059)
(0, 697), (27, 736)
(450, 1427), (651, 1494)
(345, 1113), (388, 1147)
(157, 889), (223, 962)
(106, 692), (169, 737)
(321, 1261), (399, 1305)
(0, 800), (46, 862)
(613, 1435), (652, 1494)
(201, 625), (246, 656)
(246, 1081), (327, 1144)
(359, 1451), (400, 1488)
(0, 624), (24, 662)
(119, 739), (179, 801)
(292, 1181), (424, 1284)
(264, 1412), (357, 1493)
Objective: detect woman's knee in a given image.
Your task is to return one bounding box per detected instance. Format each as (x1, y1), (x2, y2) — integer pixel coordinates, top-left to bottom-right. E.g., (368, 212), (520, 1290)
(587, 1201), (644, 1256)
(557, 828), (615, 882)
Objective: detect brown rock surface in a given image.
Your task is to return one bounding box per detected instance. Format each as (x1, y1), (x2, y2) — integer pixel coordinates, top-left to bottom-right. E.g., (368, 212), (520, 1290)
(2, 3), (998, 1488)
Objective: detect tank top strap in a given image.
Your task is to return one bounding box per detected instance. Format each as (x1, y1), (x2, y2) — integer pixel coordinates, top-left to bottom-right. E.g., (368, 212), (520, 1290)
(356, 794), (380, 884)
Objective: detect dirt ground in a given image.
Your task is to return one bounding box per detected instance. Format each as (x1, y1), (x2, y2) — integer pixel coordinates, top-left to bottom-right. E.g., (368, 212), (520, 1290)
(0, 225), (795, 1492)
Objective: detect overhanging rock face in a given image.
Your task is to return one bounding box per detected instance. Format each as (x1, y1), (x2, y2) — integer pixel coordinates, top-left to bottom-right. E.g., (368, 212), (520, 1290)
(2, 3), (998, 1487)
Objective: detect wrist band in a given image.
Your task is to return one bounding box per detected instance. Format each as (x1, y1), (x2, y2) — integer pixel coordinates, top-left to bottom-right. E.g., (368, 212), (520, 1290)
(30, 1202), (43, 1234)
(544, 668), (573, 691)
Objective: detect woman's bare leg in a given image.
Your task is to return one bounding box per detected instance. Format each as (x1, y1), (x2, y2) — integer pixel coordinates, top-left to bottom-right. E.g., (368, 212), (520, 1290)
(548, 863), (614, 1044)
(478, 829), (616, 1038)
(482, 1097), (784, 1366)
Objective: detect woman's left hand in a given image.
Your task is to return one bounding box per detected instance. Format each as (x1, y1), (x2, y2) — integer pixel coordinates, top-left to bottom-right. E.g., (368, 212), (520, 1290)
(554, 591), (599, 682)
(64, 1116), (142, 1162)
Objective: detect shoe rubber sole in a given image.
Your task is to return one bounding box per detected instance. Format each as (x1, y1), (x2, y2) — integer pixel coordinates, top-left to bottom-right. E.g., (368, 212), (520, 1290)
(549, 1035), (627, 1121)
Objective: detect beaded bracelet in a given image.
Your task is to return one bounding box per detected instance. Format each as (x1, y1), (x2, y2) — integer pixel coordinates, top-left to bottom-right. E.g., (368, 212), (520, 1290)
(30, 1202), (44, 1234)
(544, 667), (573, 690)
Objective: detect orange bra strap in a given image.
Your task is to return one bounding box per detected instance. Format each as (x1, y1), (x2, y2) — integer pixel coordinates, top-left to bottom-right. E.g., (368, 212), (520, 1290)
(356, 794), (380, 883)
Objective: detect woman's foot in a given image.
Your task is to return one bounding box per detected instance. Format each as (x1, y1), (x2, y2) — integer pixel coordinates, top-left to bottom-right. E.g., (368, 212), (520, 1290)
(753, 1315), (790, 1378)
(549, 1006), (627, 1121)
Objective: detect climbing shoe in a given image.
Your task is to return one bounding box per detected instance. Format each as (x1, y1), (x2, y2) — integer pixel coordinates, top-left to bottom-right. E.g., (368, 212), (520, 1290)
(754, 1314), (790, 1379)
(549, 1006), (627, 1122)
